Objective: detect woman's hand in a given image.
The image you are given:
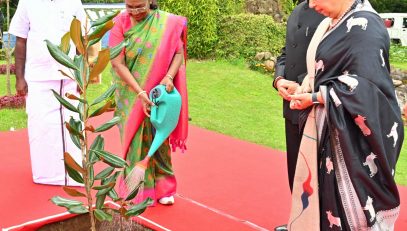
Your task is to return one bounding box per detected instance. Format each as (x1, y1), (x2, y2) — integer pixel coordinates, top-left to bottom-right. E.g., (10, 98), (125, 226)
(138, 92), (155, 117)
(276, 79), (299, 101)
(160, 76), (174, 92)
(289, 78), (313, 109)
(290, 93), (313, 110)
(287, 81), (299, 95)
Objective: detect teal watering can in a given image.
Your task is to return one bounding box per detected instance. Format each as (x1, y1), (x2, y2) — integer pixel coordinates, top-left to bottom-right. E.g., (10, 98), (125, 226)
(122, 85), (182, 195)
(147, 84), (182, 157)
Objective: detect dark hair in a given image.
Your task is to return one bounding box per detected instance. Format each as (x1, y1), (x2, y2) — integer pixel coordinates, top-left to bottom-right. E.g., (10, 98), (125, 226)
(150, 0), (158, 10)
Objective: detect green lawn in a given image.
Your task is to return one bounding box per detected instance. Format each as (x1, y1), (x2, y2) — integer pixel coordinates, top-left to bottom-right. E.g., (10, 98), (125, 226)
(0, 69), (113, 130)
(187, 59), (286, 150)
(0, 76), (27, 131)
(1, 60), (407, 185)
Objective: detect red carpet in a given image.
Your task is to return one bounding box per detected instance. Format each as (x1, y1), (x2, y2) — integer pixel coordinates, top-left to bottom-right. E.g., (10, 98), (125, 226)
(1, 112), (406, 230)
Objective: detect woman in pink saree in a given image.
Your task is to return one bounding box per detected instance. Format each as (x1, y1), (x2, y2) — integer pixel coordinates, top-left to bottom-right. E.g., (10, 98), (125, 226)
(109, 0), (188, 205)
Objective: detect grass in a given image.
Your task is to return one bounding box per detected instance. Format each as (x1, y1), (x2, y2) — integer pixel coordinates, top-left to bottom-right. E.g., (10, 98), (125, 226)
(397, 144), (407, 185)
(186, 59), (285, 150)
(0, 68), (113, 131)
(0, 108), (27, 131)
(0, 60), (406, 185)
(0, 76), (27, 131)
(390, 44), (407, 70)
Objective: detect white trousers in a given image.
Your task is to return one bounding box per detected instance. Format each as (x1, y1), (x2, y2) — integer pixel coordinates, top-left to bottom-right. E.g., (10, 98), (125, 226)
(26, 79), (82, 186)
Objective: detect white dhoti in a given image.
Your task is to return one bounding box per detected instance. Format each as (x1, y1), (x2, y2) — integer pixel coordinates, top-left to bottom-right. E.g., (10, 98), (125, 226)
(26, 79), (82, 186)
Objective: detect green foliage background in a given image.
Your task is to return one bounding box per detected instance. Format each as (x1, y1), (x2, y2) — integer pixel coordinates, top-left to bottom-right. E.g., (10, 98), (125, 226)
(369, 0), (407, 13)
(158, 0), (245, 59)
(2, 0), (406, 59)
(216, 14), (285, 59)
(390, 44), (407, 64)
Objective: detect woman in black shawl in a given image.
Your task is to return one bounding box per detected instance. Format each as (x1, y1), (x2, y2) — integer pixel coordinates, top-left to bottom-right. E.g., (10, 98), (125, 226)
(287, 0), (403, 230)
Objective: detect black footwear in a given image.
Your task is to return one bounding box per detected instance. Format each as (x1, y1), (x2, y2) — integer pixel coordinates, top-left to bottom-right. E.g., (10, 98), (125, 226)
(274, 224), (288, 231)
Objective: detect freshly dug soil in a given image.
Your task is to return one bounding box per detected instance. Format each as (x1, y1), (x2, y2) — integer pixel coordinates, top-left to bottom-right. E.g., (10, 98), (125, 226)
(38, 213), (154, 231)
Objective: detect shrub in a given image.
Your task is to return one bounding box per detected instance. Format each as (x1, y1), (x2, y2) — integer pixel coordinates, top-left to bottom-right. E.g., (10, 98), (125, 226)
(390, 43), (407, 64)
(159, 0), (219, 59)
(218, 0), (245, 16)
(281, 0), (298, 16)
(216, 13), (286, 60)
(158, 0), (245, 59)
(0, 95), (25, 109)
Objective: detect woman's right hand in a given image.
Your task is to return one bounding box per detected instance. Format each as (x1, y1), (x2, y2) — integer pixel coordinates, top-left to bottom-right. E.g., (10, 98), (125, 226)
(289, 93), (313, 110)
(138, 92), (155, 117)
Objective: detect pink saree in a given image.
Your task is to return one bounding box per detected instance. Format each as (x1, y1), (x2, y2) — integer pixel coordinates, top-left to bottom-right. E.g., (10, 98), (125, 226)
(109, 10), (188, 203)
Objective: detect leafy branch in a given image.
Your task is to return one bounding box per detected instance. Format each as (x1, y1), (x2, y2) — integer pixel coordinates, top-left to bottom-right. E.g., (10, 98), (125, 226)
(47, 11), (152, 231)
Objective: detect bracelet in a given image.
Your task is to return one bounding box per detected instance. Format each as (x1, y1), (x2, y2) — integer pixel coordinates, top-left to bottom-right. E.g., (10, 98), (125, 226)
(137, 90), (147, 97)
(165, 74), (174, 81)
(311, 92), (320, 105)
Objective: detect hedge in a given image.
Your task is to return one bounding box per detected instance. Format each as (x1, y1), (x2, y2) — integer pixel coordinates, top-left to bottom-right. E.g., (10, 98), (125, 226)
(216, 13), (286, 60)
(158, 0), (245, 59)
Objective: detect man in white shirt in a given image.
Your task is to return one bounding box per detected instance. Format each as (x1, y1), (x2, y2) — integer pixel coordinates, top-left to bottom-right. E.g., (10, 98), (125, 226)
(9, 0), (86, 186)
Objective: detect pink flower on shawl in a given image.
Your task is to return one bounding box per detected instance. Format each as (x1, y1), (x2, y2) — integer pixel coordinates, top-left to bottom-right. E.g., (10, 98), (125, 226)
(315, 60), (325, 76)
(125, 99), (129, 106)
(135, 37), (142, 43)
(315, 60), (325, 72)
(133, 71), (140, 79)
(145, 42), (152, 48)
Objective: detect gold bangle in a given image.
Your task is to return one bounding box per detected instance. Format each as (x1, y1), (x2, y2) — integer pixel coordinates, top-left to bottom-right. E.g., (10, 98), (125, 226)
(137, 90), (147, 97)
(165, 74), (174, 81)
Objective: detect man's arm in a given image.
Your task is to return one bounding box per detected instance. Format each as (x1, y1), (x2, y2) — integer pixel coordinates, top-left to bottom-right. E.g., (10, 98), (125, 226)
(273, 46), (299, 100)
(273, 46), (286, 90)
(9, 0), (29, 95)
(15, 37), (28, 96)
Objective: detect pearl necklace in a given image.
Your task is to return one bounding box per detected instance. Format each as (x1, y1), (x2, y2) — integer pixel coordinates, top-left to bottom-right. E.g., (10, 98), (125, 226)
(329, 0), (358, 29)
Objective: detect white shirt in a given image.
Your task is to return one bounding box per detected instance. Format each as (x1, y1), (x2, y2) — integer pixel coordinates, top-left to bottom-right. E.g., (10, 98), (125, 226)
(9, 0), (86, 82)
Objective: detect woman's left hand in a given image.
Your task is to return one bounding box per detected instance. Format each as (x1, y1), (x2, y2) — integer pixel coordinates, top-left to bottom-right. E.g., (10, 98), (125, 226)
(160, 76), (174, 92)
(290, 93), (314, 110)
